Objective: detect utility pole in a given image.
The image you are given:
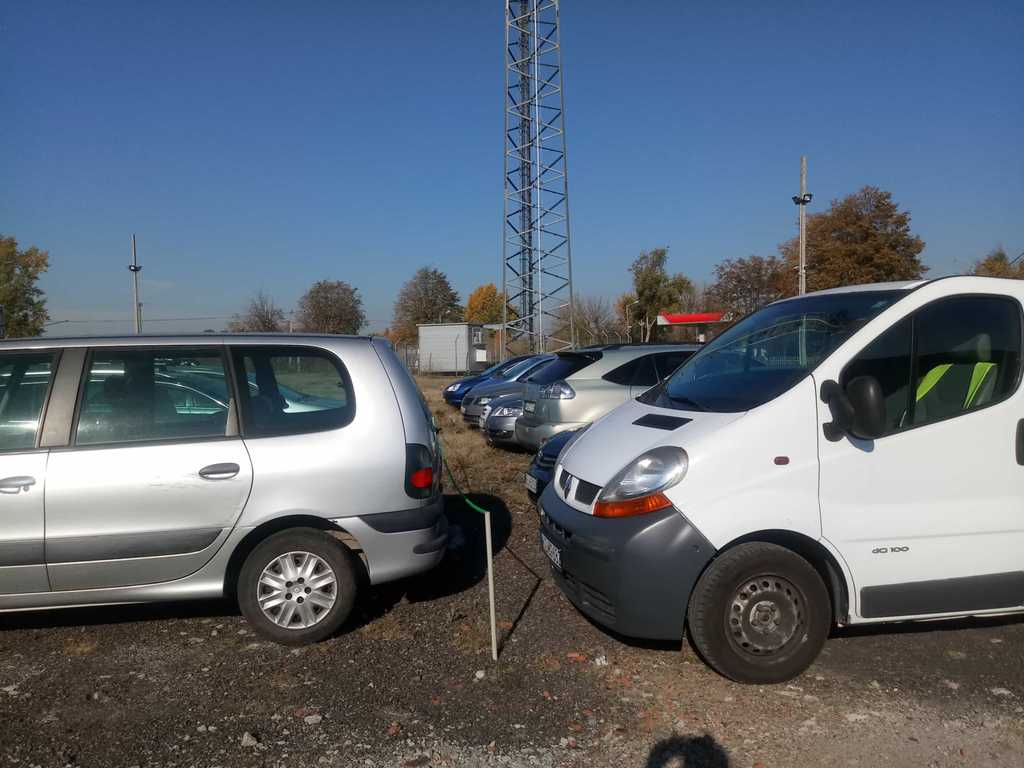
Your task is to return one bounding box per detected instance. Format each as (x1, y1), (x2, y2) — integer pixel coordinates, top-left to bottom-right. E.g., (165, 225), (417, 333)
(129, 234), (143, 334)
(792, 157), (813, 295)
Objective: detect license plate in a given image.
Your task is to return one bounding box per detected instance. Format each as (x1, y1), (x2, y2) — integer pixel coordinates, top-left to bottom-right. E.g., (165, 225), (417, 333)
(524, 401), (535, 413)
(541, 532), (561, 569)
(525, 473), (538, 493)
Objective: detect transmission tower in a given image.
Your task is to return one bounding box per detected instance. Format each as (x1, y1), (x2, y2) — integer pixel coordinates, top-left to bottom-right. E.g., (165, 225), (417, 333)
(501, 0), (574, 355)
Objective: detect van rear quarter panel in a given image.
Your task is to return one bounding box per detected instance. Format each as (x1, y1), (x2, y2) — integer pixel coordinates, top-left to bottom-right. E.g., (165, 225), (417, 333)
(670, 376), (822, 549)
(237, 340), (411, 528)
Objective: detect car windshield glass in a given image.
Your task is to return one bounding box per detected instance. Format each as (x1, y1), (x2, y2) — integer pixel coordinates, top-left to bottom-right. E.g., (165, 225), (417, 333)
(640, 290), (907, 413)
(528, 352), (602, 386)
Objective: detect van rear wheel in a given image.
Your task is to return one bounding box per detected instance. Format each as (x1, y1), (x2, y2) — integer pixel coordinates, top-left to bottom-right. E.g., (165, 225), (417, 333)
(687, 542), (830, 684)
(238, 528), (357, 646)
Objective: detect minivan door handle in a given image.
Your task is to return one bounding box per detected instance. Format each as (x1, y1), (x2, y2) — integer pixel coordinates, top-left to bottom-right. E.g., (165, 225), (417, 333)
(198, 463), (240, 480)
(0, 476), (36, 494)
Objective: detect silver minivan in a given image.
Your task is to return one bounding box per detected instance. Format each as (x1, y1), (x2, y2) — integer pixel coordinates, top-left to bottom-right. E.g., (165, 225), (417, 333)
(515, 344), (699, 450)
(0, 335), (445, 644)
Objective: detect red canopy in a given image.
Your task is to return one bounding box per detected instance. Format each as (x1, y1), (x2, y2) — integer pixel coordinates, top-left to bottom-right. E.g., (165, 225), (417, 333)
(657, 311), (729, 326)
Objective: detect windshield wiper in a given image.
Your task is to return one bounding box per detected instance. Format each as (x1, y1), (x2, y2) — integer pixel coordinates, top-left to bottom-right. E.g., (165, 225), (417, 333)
(666, 394), (705, 411)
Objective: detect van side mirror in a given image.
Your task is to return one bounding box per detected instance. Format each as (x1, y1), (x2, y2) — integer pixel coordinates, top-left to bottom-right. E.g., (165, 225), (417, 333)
(821, 376), (886, 441)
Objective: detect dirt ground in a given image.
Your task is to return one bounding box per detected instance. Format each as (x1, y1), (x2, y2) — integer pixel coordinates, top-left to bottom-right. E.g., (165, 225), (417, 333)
(2, 374), (1024, 767)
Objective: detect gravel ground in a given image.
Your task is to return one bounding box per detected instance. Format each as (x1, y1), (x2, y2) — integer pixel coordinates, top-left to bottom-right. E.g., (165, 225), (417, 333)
(2, 375), (1023, 767)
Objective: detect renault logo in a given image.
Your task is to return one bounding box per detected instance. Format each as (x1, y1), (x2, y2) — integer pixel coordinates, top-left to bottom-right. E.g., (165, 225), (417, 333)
(559, 468), (574, 497)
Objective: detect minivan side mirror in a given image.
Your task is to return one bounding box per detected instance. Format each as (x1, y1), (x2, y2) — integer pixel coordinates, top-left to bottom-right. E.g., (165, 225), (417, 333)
(821, 376), (886, 441)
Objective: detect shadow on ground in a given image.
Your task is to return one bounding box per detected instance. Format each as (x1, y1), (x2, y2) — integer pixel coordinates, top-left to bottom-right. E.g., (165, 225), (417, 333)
(646, 735), (730, 767)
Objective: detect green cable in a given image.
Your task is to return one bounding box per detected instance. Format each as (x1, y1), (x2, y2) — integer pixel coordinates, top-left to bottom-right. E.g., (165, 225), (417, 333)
(439, 440), (491, 515)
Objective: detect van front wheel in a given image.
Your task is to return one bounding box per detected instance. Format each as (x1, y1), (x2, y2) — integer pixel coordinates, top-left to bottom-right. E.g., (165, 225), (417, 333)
(238, 528), (357, 646)
(687, 542), (830, 684)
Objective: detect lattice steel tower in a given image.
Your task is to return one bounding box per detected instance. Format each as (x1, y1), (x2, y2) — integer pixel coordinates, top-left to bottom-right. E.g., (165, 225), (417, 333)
(502, 0), (574, 355)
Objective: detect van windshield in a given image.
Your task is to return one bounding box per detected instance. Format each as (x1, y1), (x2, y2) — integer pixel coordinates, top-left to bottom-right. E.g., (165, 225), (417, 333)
(640, 290), (907, 413)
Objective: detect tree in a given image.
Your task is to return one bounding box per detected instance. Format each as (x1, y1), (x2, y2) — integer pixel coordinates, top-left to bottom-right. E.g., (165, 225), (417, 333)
(0, 235), (49, 338)
(781, 186), (926, 292)
(464, 283), (506, 324)
(391, 267), (462, 344)
(227, 291), (286, 332)
(569, 295), (622, 346)
(296, 280), (366, 334)
(705, 255), (791, 319)
(971, 247), (1024, 278)
(628, 248), (696, 342)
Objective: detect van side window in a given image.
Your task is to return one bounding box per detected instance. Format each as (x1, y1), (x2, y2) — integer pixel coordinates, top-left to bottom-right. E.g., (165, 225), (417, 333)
(908, 296), (1021, 428)
(841, 318), (913, 437)
(76, 349), (230, 446)
(232, 347), (354, 437)
(0, 352), (55, 452)
(842, 295), (1023, 436)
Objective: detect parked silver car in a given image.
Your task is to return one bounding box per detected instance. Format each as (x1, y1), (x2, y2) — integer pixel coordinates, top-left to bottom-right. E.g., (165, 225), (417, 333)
(0, 335), (445, 645)
(481, 393), (524, 446)
(514, 344), (699, 450)
(460, 354), (555, 426)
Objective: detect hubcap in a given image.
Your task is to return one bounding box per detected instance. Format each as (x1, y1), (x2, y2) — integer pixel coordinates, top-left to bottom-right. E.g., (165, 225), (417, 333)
(257, 551), (337, 629)
(726, 575), (804, 656)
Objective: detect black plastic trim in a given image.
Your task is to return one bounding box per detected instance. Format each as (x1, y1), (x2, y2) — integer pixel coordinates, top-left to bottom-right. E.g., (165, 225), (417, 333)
(861, 571), (1024, 619)
(0, 539), (45, 567)
(46, 527), (223, 563)
(632, 414), (692, 431)
(361, 500), (443, 533)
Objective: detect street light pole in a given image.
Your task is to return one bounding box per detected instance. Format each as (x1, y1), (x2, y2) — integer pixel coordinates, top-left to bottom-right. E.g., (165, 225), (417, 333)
(625, 299), (640, 343)
(129, 234), (143, 334)
(792, 157), (812, 295)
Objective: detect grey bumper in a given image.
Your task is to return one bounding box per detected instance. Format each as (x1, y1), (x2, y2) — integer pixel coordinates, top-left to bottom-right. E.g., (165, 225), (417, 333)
(334, 496), (447, 585)
(537, 484), (715, 641)
(514, 419), (585, 451)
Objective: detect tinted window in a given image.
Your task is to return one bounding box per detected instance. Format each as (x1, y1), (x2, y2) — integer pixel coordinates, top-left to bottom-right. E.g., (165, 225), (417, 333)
(643, 291), (904, 412)
(654, 351), (694, 380)
(234, 347), (354, 437)
(631, 355), (659, 387)
(76, 349), (230, 445)
(0, 352), (55, 452)
(841, 318), (913, 436)
(602, 357), (641, 386)
(909, 296), (1020, 428)
(529, 352), (602, 385)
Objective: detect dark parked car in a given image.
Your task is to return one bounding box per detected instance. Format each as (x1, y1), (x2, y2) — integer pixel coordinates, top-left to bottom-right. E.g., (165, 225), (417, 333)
(441, 355), (533, 406)
(525, 427), (580, 504)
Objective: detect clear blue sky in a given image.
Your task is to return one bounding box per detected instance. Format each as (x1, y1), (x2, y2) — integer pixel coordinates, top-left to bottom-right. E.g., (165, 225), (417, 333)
(3, 0), (1021, 335)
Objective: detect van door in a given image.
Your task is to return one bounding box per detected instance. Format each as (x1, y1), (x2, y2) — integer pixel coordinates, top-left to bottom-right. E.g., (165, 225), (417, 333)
(816, 294), (1024, 621)
(44, 347), (253, 591)
(0, 351), (57, 594)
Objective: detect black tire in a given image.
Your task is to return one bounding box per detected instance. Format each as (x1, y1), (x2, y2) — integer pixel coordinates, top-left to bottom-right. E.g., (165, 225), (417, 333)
(687, 542), (830, 684)
(238, 528), (357, 646)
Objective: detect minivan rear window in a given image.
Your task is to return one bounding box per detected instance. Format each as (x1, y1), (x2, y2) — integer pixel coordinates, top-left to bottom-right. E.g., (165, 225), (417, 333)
(529, 352), (602, 385)
(233, 347), (355, 437)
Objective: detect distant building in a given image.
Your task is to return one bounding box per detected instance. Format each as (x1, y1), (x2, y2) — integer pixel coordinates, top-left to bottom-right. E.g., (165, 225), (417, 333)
(417, 323), (491, 373)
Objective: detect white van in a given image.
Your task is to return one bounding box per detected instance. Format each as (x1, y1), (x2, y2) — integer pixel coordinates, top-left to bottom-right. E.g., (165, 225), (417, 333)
(538, 276), (1024, 683)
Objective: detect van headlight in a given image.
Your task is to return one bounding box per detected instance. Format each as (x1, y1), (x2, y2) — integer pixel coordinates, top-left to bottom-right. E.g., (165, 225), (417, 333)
(594, 447), (688, 518)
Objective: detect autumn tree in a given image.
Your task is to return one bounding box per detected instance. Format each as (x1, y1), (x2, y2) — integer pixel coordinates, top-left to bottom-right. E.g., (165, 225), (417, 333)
(971, 247), (1024, 278)
(227, 291), (286, 332)
(705, 255), (791, 319)
(628, 248), (696, 342)
(391, 267), (462, 345)
(0, 235), (50, 338)
(297, 280), (366, 334)
(782, 186), (926, 292)
(569, 296), (622, 346)
(464, 283), (506, 324)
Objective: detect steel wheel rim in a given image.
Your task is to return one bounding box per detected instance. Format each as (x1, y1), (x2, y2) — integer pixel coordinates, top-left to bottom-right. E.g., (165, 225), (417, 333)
(257, 551), (337, 630)
(726, 574), (805, 656)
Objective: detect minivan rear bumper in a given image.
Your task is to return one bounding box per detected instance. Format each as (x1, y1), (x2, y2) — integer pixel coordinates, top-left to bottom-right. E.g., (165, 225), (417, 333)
(537, 484), (715, 640)
(335, 497), (447, 585)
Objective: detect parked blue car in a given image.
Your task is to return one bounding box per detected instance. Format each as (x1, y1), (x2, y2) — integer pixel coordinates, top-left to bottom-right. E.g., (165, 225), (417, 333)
(442, 355), (533, 406)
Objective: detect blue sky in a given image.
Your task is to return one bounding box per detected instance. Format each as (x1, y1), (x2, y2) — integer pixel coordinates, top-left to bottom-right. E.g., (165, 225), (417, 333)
(3, 0), (1021, 335)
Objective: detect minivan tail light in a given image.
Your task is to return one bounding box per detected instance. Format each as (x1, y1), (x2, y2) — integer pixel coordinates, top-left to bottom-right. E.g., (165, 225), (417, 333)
(405, 443), (435, 499)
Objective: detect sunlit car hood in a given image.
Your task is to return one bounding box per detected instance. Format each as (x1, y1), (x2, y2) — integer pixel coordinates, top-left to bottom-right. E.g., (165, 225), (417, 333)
(558, 399), (746, 487)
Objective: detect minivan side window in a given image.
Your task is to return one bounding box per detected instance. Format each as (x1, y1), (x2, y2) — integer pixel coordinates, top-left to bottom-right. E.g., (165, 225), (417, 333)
(0, 352), (56, 452)
(232, 347), (354, 437)
(76, 349), (231, 446)
(841, 295), (1022, 436)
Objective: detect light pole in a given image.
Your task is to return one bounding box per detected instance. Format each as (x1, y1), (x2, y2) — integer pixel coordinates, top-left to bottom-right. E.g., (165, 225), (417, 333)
(791, 157), (813, 295)
(625, 299), (640, 343)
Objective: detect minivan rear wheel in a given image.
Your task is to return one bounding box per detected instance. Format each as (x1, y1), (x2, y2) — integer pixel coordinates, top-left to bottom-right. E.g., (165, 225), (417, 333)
(238, 528), (357, 645)
(687, 542), (830, 684)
